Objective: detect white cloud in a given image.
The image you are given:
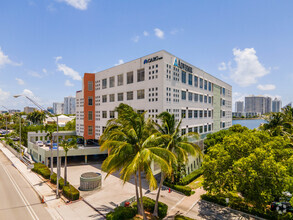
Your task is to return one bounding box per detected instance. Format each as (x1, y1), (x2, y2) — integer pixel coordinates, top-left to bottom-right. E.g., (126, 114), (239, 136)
(226, 48), (270, 87)
(16, 78), (24, 85)
(0, 88), (10, 101)
(65, 80), (74, 87)
(57, 63), (81, 81)
(257, 84), (276, 91)
(115, 59), (124, 66)
(22, 89), (35, 98)
(28, 70), (42, 78)
(143, 31), (149, 36)
(42, 68), (47, 73)
(57, 0), (91, 10)
(0, 47), (21, 68)
(55, 56), (63, 62)
(218, 62), (227, 71)
(154, 28), (164, 39)
(132, 35), (140, 43)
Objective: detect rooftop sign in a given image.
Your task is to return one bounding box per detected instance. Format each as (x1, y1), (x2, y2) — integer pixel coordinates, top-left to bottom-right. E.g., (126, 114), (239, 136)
(143, 56), (163, 64)
(174, 58), (193, 73)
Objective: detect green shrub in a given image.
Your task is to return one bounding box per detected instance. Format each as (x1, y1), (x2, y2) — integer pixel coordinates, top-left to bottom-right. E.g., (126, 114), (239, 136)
(164, 182), (192, 196)
(178, 168), (203, 185)
(106, 206), (136, 220)
(50, 173), (57, 184)
(50, 173), (69, 189)
(132, 196), (168, 219)
(32, 163), (51, 179)
(63, 184), (79, 201)
(175, 215), (195, 220)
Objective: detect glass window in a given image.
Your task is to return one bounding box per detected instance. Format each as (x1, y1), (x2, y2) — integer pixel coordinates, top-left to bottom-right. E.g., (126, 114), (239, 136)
(199, 126), (203, 133)
(204, 80), (207, 90)
(88, 96), (93, 106)
(117, 74), (123, 86)
(223, 88), (226, 96)
(137, 89), (145, 99)
(188, 127), (192, 133)
(223, 111), (226, 117)
(208, 82), (212, 91)
(208, 124), (212, 131)
(118, 92), (123, 101)
(127, 91), (133, 100)
(209, 96), (212, 104)
(181, 71), (186, 83)
(102, 111), (107, 118)
(181, 110), (186, 118)
(88, 81), (93, 91)
(127, 71), (133, 84)
(199, 110), (203, 118)
(102, 95), (107, 103)
(188, 110), (192, 118)
(102, 78), (107, 89)
(110, 111), (115, 118)
(194, 93), (198, 102)
(188, 92), (193, 101)
(88, 126), (93, 135)
(88, 111), (93, 121)
(199, 95), (203, 103)
(194, 110), (198, 118)
(204, 95), (207, 103)
(199, 78), (203, 89)
(109, 94), (115, 102)
(194, 76), (198, 87)
(110, 76), (115, 88)
(208, 110), (211, 117)
(194, 127), (198, 133)
(223, 99), (226, 106)
(188, 73), (192, 85)
(204, 125), (207, 132)
(137, 69), (145, 82)
(204, 110), (207, 117)
(181, 128), (186, 135)
(181, 91), (186, 100)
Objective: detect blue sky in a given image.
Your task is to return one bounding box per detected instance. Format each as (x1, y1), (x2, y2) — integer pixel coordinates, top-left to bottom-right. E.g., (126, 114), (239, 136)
(0, 0), (292, 110)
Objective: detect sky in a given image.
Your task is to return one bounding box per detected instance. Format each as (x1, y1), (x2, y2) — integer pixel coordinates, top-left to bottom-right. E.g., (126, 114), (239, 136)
(0, 0), (293, 111)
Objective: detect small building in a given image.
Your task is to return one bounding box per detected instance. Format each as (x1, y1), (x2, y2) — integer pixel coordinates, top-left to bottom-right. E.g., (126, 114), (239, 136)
(44, 114), (75, 127)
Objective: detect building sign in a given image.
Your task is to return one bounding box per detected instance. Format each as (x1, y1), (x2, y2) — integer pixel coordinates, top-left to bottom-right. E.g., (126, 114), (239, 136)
(143, 56), (163, 64)
(174, 57), (193, 73)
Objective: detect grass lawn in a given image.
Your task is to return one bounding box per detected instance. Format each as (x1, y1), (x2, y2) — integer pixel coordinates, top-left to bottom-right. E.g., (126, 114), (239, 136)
(187, 175), (203, 190)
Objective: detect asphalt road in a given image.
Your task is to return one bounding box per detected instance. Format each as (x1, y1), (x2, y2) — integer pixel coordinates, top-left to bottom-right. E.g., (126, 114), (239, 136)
(0, 150), (53, 220)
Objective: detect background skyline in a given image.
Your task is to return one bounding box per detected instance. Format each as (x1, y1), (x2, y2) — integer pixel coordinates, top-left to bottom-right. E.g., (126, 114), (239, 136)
(0, 0), (292, 110)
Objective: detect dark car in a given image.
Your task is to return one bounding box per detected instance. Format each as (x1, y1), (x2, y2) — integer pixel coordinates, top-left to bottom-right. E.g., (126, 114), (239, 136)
(77, 138), (84, 145)
(271, 202), (293, 213)
(11, 137), (20, 141)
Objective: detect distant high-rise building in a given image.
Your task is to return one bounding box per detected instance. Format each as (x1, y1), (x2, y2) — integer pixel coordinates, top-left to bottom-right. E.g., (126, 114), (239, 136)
(272, 98), (282, 112)
(283, 102), (292, 108)
(64, 96), (76, 114)
(24, 106), (36, 114)
(235, 101), (244, 113)
(245, 95), (272, 114)
(8, 109), (21, 114)
(53, 102), (64, 114)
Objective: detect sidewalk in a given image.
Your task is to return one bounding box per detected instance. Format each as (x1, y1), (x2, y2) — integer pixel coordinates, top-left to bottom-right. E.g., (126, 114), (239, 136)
(0, 143), (99, 220)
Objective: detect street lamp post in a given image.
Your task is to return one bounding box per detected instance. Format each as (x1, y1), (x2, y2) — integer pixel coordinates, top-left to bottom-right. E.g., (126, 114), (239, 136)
(14, 95), (60, 198)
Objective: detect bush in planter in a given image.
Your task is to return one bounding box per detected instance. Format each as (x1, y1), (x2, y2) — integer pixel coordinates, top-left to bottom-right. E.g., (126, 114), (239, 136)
(32, 163), (51, 179)
(132, 196), (168, 219)
(62, 184), (79, 201)
(106, 206), (136, 220)
(50, 173), (69, 189)
(178, 168), (203, 186)
(164, 181), (192, 196)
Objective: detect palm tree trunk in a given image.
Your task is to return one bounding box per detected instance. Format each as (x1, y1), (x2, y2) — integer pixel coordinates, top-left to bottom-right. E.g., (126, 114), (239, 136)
(153, 172), (164, 217)
(64, 153), (67, 186)
(138, 167), (147, 220)
(134, 172), (141, 215)
(50, 140), (53, 177)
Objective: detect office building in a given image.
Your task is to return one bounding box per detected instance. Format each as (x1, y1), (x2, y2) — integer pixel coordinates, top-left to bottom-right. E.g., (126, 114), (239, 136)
(235, 101), (244, 113)
(272, 98), (282, 113)
(24, 106), (36, 114)
(47, 107), (54, 114)
(283, 102), (292, 109)
(76, 50), (232, 174)
(64, 96), (76, 115)
(245, 95), (272, 114)
(53, 102), (64, 115)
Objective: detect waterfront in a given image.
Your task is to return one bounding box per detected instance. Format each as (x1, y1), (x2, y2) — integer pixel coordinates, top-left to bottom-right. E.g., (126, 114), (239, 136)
(232, 119), (267, 129)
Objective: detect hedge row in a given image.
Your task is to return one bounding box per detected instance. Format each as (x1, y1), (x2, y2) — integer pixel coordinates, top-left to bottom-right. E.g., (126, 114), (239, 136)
(32, 163), (79, 201)
(175, 215), (195, 220)
(201, 193), (293, 220)
(178, 168), (203, 186)
(106, 206), (137, 220)
(164, 181), (193, 196)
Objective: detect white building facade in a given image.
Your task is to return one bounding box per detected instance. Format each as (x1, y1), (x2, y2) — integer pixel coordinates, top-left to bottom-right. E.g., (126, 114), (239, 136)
(272, 98), (282, 113)
(53, 102), (64, 115)
(76, 50), (232, 174)
(64, 96), (76, 114)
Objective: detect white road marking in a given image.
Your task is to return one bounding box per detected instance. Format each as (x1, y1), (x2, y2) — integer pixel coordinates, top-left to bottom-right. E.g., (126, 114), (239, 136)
(0, 159), (39, 220)
(185, 199), (199, 214)
(169, 196), (186, 212)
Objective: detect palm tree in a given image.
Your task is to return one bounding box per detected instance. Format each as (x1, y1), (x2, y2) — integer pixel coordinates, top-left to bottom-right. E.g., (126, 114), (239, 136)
(59, 138), (77, 186)
(152, 111), (202, 218)
(100, 104), (175, 220)
(46, 128), (55, 177)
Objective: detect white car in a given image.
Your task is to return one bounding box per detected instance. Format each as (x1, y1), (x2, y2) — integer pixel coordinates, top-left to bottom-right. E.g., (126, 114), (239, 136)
(36, 141), (43, 146)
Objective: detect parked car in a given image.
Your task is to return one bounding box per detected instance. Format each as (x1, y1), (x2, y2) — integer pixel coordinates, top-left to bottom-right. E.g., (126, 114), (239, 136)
(11, 137), (20, 141)
(45, 140), (51, 146)
(271, 202), (293, 213)
(36, 141), (43, 146)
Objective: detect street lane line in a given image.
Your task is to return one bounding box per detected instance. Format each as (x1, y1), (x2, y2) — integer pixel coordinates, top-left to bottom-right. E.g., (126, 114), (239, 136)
(0, 160), (39, 220)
